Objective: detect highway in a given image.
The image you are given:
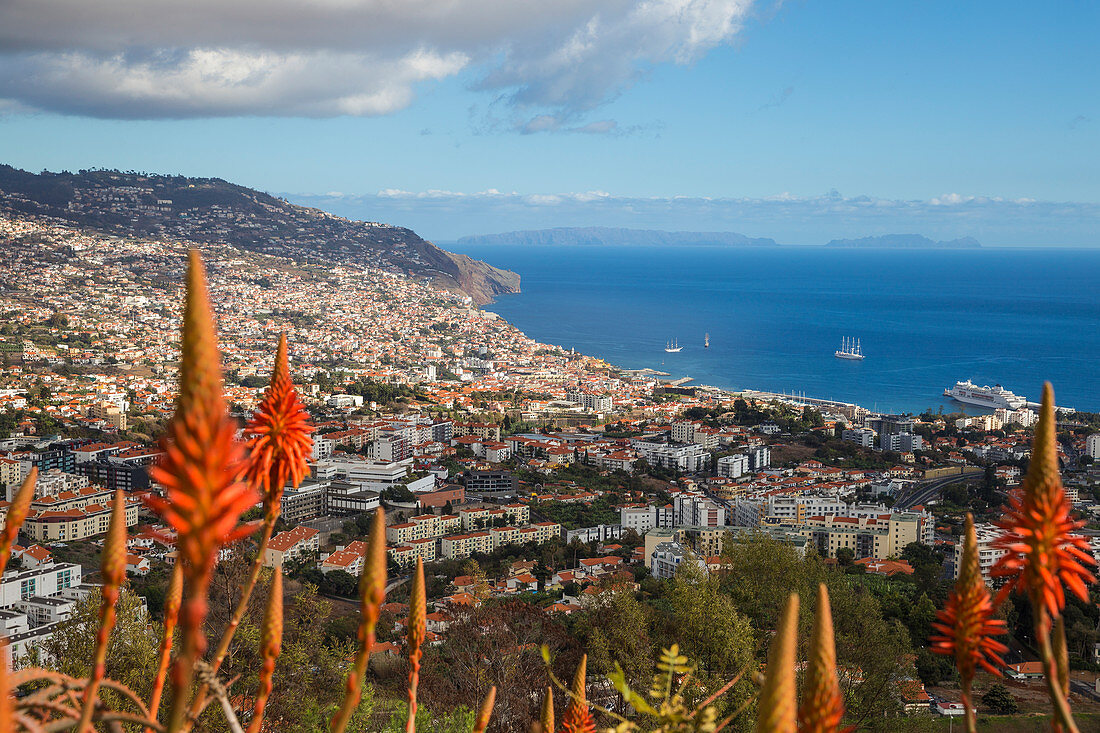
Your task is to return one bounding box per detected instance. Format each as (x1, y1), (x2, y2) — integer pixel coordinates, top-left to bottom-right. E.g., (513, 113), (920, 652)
(893, 473), (983, 510)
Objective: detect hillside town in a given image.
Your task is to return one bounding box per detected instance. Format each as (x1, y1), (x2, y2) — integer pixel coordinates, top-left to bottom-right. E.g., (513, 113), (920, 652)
(3, 211), (1100, 721)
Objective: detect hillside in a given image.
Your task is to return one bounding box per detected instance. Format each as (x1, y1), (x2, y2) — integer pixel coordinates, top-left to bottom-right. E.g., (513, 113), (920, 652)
(0, 165), (519, 304)
(456, 226), (778, 247)
(824, 234), (981, 249)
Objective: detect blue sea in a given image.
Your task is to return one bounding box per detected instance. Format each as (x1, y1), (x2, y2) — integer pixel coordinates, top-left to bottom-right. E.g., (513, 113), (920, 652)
(445, 244), (1100, 414)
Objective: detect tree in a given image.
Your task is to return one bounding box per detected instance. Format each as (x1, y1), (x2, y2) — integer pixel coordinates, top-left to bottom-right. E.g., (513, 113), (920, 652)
(574, 586), (652, 687)
(906, 593), (938, 647)
(42, 589), (159, 702)
(663, 560), (756, 723)
(982, 683), (1018, 714)
(420, 601), (582, 732)
(836, 547), (855, 566)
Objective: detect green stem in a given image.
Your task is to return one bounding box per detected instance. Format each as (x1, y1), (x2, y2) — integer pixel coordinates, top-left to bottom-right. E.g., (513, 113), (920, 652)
(1035, 604), (1079, 733)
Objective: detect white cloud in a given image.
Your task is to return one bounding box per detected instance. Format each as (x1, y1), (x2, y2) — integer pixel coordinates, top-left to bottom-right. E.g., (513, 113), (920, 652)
(0, 0), (759, 120)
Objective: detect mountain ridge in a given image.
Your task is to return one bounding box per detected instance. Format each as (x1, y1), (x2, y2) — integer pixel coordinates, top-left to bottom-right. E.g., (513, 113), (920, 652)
(0, 165), (520, 305)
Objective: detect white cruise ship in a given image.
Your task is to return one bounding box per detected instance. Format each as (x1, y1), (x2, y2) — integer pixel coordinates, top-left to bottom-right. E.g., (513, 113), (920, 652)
(944, 380), (1027, 410)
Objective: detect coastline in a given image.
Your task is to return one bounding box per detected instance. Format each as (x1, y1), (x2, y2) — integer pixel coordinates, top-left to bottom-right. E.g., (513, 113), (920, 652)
(459, 244), (1100, 414)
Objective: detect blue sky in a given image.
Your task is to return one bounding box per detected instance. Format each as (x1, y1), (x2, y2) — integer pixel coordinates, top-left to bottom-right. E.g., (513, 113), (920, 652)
(1, 0), (1098, 243)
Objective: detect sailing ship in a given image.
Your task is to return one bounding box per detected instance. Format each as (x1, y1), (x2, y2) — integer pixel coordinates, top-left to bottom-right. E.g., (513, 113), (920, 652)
(665, 339), (682, 353)
(834, 337), (864, 360)
(704, 333), (709, 349)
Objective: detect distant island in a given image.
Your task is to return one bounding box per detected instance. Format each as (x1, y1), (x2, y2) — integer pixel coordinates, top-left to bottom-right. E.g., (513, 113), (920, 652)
(456, 226), (779, 248)
(825, 234), (981, 249)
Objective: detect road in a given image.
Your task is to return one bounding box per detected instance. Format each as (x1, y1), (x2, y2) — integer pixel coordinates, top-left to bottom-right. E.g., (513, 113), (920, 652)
(893, 474), (983, 510)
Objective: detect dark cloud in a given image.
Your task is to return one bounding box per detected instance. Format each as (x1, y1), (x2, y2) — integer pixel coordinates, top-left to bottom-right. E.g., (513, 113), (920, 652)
(0, 0), (757, 119)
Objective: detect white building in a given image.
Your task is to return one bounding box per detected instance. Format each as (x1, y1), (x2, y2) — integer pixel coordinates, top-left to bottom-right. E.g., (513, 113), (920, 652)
(630, 439), (712, 473)
(716, 454), (749, 479)
(650, 541), (689, 579)
(953, 522), (1006, 583)
(327, 394), (364, 409)
(841, 428), (876, 448)
(1086, 434), (1100, 460)
(674, 494), (727, 527)
(619, 505), (673, 533)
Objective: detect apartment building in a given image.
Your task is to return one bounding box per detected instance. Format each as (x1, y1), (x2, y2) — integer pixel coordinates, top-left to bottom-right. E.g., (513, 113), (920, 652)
(841, 428), (876, 448)
(23, 491), (140, 543)
(954, 522), (1007, 583)
(389, 537), (438, 567)
(629, 439), (711, 473)
(320, 540), (366, 576)
(796, 511), (929, 561)
(263, 526), (320, 568)
(674, 494), (727, 527)
(619, 504), (673, 533)
(439, 531), (493, 560)
(716, 454), (749, 479)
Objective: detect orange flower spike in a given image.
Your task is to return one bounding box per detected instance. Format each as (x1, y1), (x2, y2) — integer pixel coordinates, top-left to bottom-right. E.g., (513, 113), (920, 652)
(798, 585), (847, 733)
(147, 250), (257, 575)
(331, 508), (387, 733)
(0, 466), (36, 578)
(248, 568), (283, 733)
(78, 490), (128, 731)
(245, 333), (313, 509)
(406, 557), (426, 733)
(931, 514), (1007, 733)
(539, 686), (554, 733)
(560, 654), (595, 733)
(991, 383), (1096, 622)
(472, 686), (497, 733)
(931, 514), (1008, 679)
(755, 594), (799, 733)
(146, 250), (258, 733)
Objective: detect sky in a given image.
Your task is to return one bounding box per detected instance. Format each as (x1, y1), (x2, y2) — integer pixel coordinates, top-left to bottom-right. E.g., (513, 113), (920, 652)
(1, 0), (1098, 244)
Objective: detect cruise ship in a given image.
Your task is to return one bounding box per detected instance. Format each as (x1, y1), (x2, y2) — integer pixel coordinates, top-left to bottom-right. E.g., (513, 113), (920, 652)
(944, 380), (1027, 410)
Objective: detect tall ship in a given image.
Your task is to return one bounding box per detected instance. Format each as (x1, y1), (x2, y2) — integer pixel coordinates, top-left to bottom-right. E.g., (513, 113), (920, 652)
(834, 337), (864, 360)
(665, 339), (682, 353)
(944, 380), (1027, 410)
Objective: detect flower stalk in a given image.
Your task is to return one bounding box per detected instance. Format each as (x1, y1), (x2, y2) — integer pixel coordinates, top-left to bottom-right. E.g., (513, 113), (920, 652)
(77, 490), (128, 732)
(247, 568), (283, 733)
(330, 508), (387, 733)
(406, 557), (426, 733)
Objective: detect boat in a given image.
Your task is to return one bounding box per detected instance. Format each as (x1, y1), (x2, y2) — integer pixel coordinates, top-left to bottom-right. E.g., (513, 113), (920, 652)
(944, 380), (1027, 410)
(704, 333), (709, 349)
(834, 337), (864, 360)
(665, 339), (682, 353)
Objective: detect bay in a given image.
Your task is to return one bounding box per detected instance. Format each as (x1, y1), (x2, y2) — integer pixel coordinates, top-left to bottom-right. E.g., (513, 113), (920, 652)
(445, 244), (1100, 414)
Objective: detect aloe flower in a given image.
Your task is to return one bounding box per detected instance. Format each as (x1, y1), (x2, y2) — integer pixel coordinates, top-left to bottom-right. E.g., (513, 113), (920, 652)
(992, 383), (1095, 620)
(755, 594), (799, 733)
(798, 585), (848, 733)
(146, 250), (258, 732)
(244, 332), (312, 509)
(930, 514), (1007, 733)
(560, 654), (595, 733)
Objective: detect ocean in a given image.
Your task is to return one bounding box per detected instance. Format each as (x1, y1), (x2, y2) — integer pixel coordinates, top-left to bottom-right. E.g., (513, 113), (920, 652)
(443, 244), (1100, 414)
